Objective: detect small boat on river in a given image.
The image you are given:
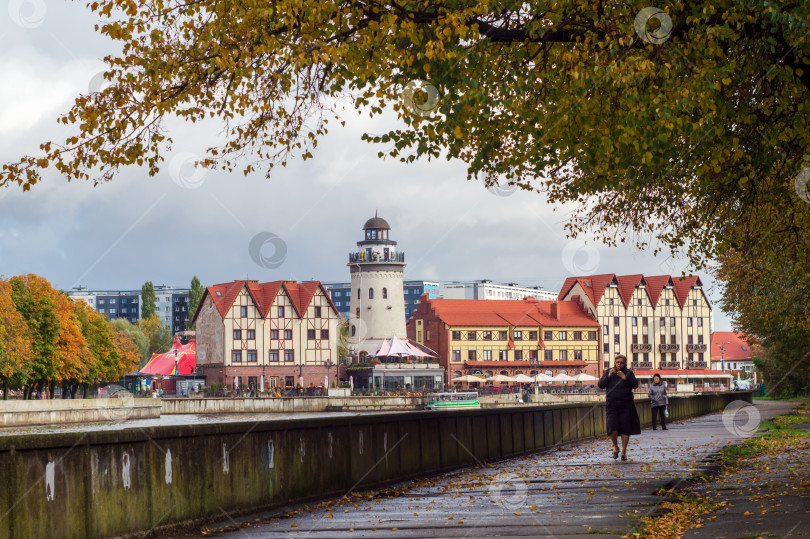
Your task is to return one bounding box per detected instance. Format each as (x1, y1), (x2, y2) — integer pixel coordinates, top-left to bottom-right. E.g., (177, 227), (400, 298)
(424, 392), (481, 410)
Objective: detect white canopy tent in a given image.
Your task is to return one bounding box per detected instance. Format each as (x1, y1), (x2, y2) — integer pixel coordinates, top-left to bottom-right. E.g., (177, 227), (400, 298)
(487, 374), (516, 383)
(513, 374), (536, 383)
(551, 373), (577, 382)
(572, 373), (599, 382)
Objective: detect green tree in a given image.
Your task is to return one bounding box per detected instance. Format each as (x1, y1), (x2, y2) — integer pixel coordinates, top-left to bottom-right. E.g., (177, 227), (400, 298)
(139, 313), (172, 367)
(2, 0), (810, 389)
(186, 276), (204, 330)
(110, 318), (150, 368)
(141, 281), (156, 320)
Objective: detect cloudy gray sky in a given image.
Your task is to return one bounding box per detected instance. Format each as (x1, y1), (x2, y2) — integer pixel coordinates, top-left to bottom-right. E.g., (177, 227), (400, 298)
(0, 0), (732, 331)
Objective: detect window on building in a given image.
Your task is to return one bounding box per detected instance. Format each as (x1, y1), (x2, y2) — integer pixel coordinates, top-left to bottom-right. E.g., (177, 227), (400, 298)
(573, 331), (582, 340)
(452, 350), (461, 362)
(483, 350), (493, 361)
(284, 350), (295, 362)
(357, 288), (360, 299)
(559, 350), (568, 361)
(642, 317), (648, 327)
(231, 350), (242, 363)
(613, 316), (619, 326)
(452, 331), (461, 340)
(356, 308), (359, 318)
(665, 299), (670, 306)
(308, 329), (316, 339)
(687, 317), (693, 326)
(698, 334), (704, 344)
(247, 350), (257, 362)
(603, 325), (609, 335)
(315, 307), (322, 318)
(467, 331), (477, 340)
(351, 325), (356, 336)
(233, 329), (242, 339)
(513, 330), (523, 340)
(698, 352), (704, 361)
(609, 299), (614, 305)
(614, 334), (620, 344)
(529, 331), (538, 340)
(637, 298), (642, 306)
(284, 329), (292, 340)
(698, 318), (704, 327)
(659, 317), (666, 327)
(165, 306), (170, 312)
(241, 306), (248, 317)
(382, 288), (387, 299)
(271, 329), (278, 339)
(633, 352), (638, 362)
(558, 331), (567, 341)
(688, 353), (693, 362)
(246, 329), (255, 340)
(320, 329), (329, 339)
(588, 331), (597, 340)
(499, 350), (508, 361)
(643, 334), (649, 344)
(603, 343), (609, 353)
(483, 331), (492, 340)
(515, 350), (523, 360)
(467, 350), (476, 360)
(670, 317), (676, 326)
(110, 308), (117, 314)
(574, 350), (583, 360)
(643, 352), (650, 361)
(499, 331), (508, 340)
(687, 334), (693, 344)
(632, 334), (638, 344)
(544, 331), (553, 340)
(369, 288), (374, 299)
(278, 306), (285, 317)
(99, 308), (106, 314)
(544, 350), (553, 360)
(632, 317), (638, 326)
(269, 350), (279, 362)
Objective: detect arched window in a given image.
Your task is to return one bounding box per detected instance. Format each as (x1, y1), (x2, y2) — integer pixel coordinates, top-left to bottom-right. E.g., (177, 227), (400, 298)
(530, 370), (538, 376)
(351, 325), (356, 336)
(368, 288), (374, 299)
(355, 308), (359, 318)
(357, 288), (360, 299)
(382, 288), (388, 299)
(500, 370), (509, 376)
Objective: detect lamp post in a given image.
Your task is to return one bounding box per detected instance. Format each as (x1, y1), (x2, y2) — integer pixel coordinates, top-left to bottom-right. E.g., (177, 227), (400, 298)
(326, 359), (333, 390)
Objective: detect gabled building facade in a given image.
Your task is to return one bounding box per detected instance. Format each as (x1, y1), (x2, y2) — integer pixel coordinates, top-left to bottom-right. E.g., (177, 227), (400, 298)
(193, 280), (340, 390)
(558, 274), (714, 376)
(407, 296), (602, 386)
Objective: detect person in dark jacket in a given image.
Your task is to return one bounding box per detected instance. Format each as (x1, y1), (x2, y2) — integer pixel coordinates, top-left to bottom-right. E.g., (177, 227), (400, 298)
(597, 355), (641, 461)
(648, 373), (668, 430)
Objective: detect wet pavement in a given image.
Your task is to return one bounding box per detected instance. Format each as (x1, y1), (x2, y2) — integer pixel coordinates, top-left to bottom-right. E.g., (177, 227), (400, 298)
(199, 400), (796, 538)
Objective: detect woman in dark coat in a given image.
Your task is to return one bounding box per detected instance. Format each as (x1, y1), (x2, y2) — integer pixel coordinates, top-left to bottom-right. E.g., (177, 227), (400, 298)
(597, 355), (641, 460)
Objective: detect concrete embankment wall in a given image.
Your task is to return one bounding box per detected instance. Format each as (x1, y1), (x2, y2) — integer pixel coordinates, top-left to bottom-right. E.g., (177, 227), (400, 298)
(0, 399), (161, 427)
(160, 395), (428, 414)
(0, 392), (750, 538)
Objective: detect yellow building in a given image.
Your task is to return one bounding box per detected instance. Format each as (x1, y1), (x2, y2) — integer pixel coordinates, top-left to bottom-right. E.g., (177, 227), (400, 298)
(407, 297), (602, 386)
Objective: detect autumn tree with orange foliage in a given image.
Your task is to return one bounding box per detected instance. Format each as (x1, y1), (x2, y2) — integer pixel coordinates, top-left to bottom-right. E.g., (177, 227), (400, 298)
(0, 280), (33, 399)
(4, 274), (142, 399)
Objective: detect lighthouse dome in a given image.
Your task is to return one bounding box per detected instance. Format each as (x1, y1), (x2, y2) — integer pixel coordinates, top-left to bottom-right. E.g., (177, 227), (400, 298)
(362, 216), (391, 230)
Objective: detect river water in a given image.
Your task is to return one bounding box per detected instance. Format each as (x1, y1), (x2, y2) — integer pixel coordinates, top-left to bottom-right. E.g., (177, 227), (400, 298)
(0, 411), (384, 437)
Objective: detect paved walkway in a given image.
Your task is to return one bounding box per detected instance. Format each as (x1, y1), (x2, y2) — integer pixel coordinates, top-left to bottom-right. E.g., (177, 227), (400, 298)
(200, 400), (797, 538)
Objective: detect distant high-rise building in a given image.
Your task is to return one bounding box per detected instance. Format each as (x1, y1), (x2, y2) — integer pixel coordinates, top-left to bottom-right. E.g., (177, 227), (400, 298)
(442, 280), (557, 301)
(67, 285), (190, 334)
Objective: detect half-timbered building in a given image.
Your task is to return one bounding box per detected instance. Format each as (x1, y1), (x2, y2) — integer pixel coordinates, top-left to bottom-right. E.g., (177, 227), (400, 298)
(193, 280), (340, 390)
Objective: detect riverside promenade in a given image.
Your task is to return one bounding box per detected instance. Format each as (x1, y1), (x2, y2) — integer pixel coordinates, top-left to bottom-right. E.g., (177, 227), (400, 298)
(201, 400), (799, 538)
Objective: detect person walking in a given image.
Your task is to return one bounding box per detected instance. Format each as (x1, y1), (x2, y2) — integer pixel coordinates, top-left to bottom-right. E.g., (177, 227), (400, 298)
(597, 354), (641, 461)
(648, 373), (668, 430)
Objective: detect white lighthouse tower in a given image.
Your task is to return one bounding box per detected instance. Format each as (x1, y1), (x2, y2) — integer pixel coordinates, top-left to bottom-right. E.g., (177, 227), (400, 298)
(347, 213), (407, 357)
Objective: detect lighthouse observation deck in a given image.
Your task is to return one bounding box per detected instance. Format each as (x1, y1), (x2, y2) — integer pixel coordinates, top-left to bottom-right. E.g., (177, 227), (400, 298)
(349, 251), (405, 263)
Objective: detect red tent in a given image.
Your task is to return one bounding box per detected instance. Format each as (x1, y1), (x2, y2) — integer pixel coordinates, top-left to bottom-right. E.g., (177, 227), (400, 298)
(140, 336), (196, 376)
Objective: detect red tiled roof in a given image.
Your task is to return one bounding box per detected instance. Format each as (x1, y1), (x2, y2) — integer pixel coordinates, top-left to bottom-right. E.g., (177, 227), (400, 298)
(711, 332), (755, 362)
(643, 275), (673, 307)
(194, 279), (332, 321)
(420, 297), (599, 328)
(464, 361), (588, 367)
(559, 273), (709, 309)
(616, 274), (644, 307)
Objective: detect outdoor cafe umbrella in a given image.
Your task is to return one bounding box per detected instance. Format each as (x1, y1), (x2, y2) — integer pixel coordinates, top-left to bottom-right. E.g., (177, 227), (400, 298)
(487, 374), (516, 383)
(457, 375), (487, 383)
(572, 373), (599, 382)
(513, 374), (535, 383)
(551, 373), (576, 383)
